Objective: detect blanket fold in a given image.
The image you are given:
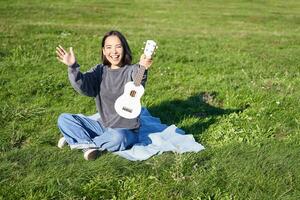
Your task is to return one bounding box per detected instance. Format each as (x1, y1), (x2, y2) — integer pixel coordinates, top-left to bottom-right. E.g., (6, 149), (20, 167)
(89, 108), (205, 161)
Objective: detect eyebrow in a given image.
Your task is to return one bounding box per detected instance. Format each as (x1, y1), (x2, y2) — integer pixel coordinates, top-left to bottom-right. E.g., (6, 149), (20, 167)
(105, 43), (122, 47)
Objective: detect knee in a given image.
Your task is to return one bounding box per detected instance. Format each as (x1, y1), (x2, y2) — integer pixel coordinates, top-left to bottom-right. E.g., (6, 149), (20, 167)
(104, 130), (127, 152)
(57, 113), (73, 127)
(110, 131), (126, 147)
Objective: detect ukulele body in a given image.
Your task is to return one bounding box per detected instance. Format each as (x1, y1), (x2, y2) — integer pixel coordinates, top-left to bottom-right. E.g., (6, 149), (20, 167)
(114, 81), (144, 119)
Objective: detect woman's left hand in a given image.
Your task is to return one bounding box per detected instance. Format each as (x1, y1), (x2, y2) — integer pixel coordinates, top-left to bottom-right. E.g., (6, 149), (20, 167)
(139, 54), (153, 69)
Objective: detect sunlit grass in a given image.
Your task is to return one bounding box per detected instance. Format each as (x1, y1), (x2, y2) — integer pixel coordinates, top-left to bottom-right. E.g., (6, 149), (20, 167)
(0, 0), (299, 199)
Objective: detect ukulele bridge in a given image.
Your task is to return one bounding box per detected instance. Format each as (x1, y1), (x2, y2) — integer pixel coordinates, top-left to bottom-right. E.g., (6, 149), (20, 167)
(122, 106), (133, 113)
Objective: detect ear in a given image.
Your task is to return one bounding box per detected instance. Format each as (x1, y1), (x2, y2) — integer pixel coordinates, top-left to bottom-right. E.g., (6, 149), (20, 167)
(102, 48), (106, 56)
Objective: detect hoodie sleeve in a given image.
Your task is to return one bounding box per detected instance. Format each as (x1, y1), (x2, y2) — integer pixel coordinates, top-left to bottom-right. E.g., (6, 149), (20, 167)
(68, 62), (103, 97)
(131, 64), (148, 88)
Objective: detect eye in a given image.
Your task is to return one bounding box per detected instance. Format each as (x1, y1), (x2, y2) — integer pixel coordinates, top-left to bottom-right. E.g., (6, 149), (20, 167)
(116, 45), (122, 49)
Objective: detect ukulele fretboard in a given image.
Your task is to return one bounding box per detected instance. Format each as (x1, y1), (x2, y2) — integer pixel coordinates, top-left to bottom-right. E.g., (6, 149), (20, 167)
(133, 65), (146, 86)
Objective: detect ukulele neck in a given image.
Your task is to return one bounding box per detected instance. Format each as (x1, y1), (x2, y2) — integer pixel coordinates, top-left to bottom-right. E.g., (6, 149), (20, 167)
(133, 65), (146, 86)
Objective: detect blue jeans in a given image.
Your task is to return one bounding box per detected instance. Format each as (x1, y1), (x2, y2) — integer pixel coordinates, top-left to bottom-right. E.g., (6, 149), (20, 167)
(57, 113), (139, 152)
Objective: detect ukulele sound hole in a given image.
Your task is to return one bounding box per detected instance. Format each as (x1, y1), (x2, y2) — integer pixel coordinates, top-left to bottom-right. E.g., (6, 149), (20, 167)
(122, 107), (132, 113)
(130, 90), (136, 97)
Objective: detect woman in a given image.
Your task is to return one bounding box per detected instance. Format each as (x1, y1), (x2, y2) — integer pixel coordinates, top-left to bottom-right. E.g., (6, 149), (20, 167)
(56, 30), (153, 160)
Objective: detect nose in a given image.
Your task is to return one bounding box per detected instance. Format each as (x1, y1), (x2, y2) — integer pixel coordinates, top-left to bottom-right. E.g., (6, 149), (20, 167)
(111, 47), (117, 53)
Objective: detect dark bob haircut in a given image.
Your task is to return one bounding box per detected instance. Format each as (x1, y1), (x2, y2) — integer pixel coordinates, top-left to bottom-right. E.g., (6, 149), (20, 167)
(101, 30), (132, 66)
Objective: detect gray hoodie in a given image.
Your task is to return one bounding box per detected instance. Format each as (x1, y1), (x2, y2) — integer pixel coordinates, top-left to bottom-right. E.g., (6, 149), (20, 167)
(68, 62), (147, 130)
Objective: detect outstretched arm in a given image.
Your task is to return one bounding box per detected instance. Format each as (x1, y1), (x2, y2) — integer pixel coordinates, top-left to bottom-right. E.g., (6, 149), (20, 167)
(132, 54), (153, 87)
(56, 45), (101, 97)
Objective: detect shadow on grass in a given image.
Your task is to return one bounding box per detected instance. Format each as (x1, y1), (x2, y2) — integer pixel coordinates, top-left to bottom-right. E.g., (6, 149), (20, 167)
(147, 92), (249, 137)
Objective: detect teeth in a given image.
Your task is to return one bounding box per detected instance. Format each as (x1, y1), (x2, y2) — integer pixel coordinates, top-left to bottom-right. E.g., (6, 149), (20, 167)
(111, 55), (119, 60)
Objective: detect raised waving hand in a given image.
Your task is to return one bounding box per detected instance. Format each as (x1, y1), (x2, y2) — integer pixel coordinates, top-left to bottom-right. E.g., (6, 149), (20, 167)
(56, 45), (76, 66)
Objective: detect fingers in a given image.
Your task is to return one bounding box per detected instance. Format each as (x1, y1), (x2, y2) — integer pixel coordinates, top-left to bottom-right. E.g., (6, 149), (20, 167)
(146, 60), (153, 67)
(56, 45), (67, 65)
(139, 55), (153, 69)
(56, 50), (63, 59)
(56, 56), (64, 63)
(56, 48), (65, 59)
(70, 47), (74, 56)
(145, 57), (153, 62)
(59, 45), (67, 54)
(56, 45), (67, 58)
(140, 53), (153, 61)
(140, 54), (146, 59)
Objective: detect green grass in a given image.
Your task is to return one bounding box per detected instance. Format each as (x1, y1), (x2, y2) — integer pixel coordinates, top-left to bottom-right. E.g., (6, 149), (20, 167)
(1, 0), (300, 199)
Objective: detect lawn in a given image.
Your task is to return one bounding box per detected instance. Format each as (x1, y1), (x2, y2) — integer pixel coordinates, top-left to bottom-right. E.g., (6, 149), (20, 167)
(0, 0), (299, 199)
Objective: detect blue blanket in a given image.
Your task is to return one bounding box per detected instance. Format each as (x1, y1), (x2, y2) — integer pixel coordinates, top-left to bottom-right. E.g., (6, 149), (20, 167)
(89, 108), (205, 161)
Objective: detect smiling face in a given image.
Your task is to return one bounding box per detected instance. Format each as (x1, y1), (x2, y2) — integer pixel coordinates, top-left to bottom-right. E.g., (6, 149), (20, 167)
(102, 35), (124, 69)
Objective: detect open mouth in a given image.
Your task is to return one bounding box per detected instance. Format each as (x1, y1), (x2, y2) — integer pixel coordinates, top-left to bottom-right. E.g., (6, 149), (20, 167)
(110, 55), (120, 61)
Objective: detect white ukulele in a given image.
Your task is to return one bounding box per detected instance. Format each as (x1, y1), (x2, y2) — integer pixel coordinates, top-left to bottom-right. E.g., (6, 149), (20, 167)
(114, 40), (157, 119)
